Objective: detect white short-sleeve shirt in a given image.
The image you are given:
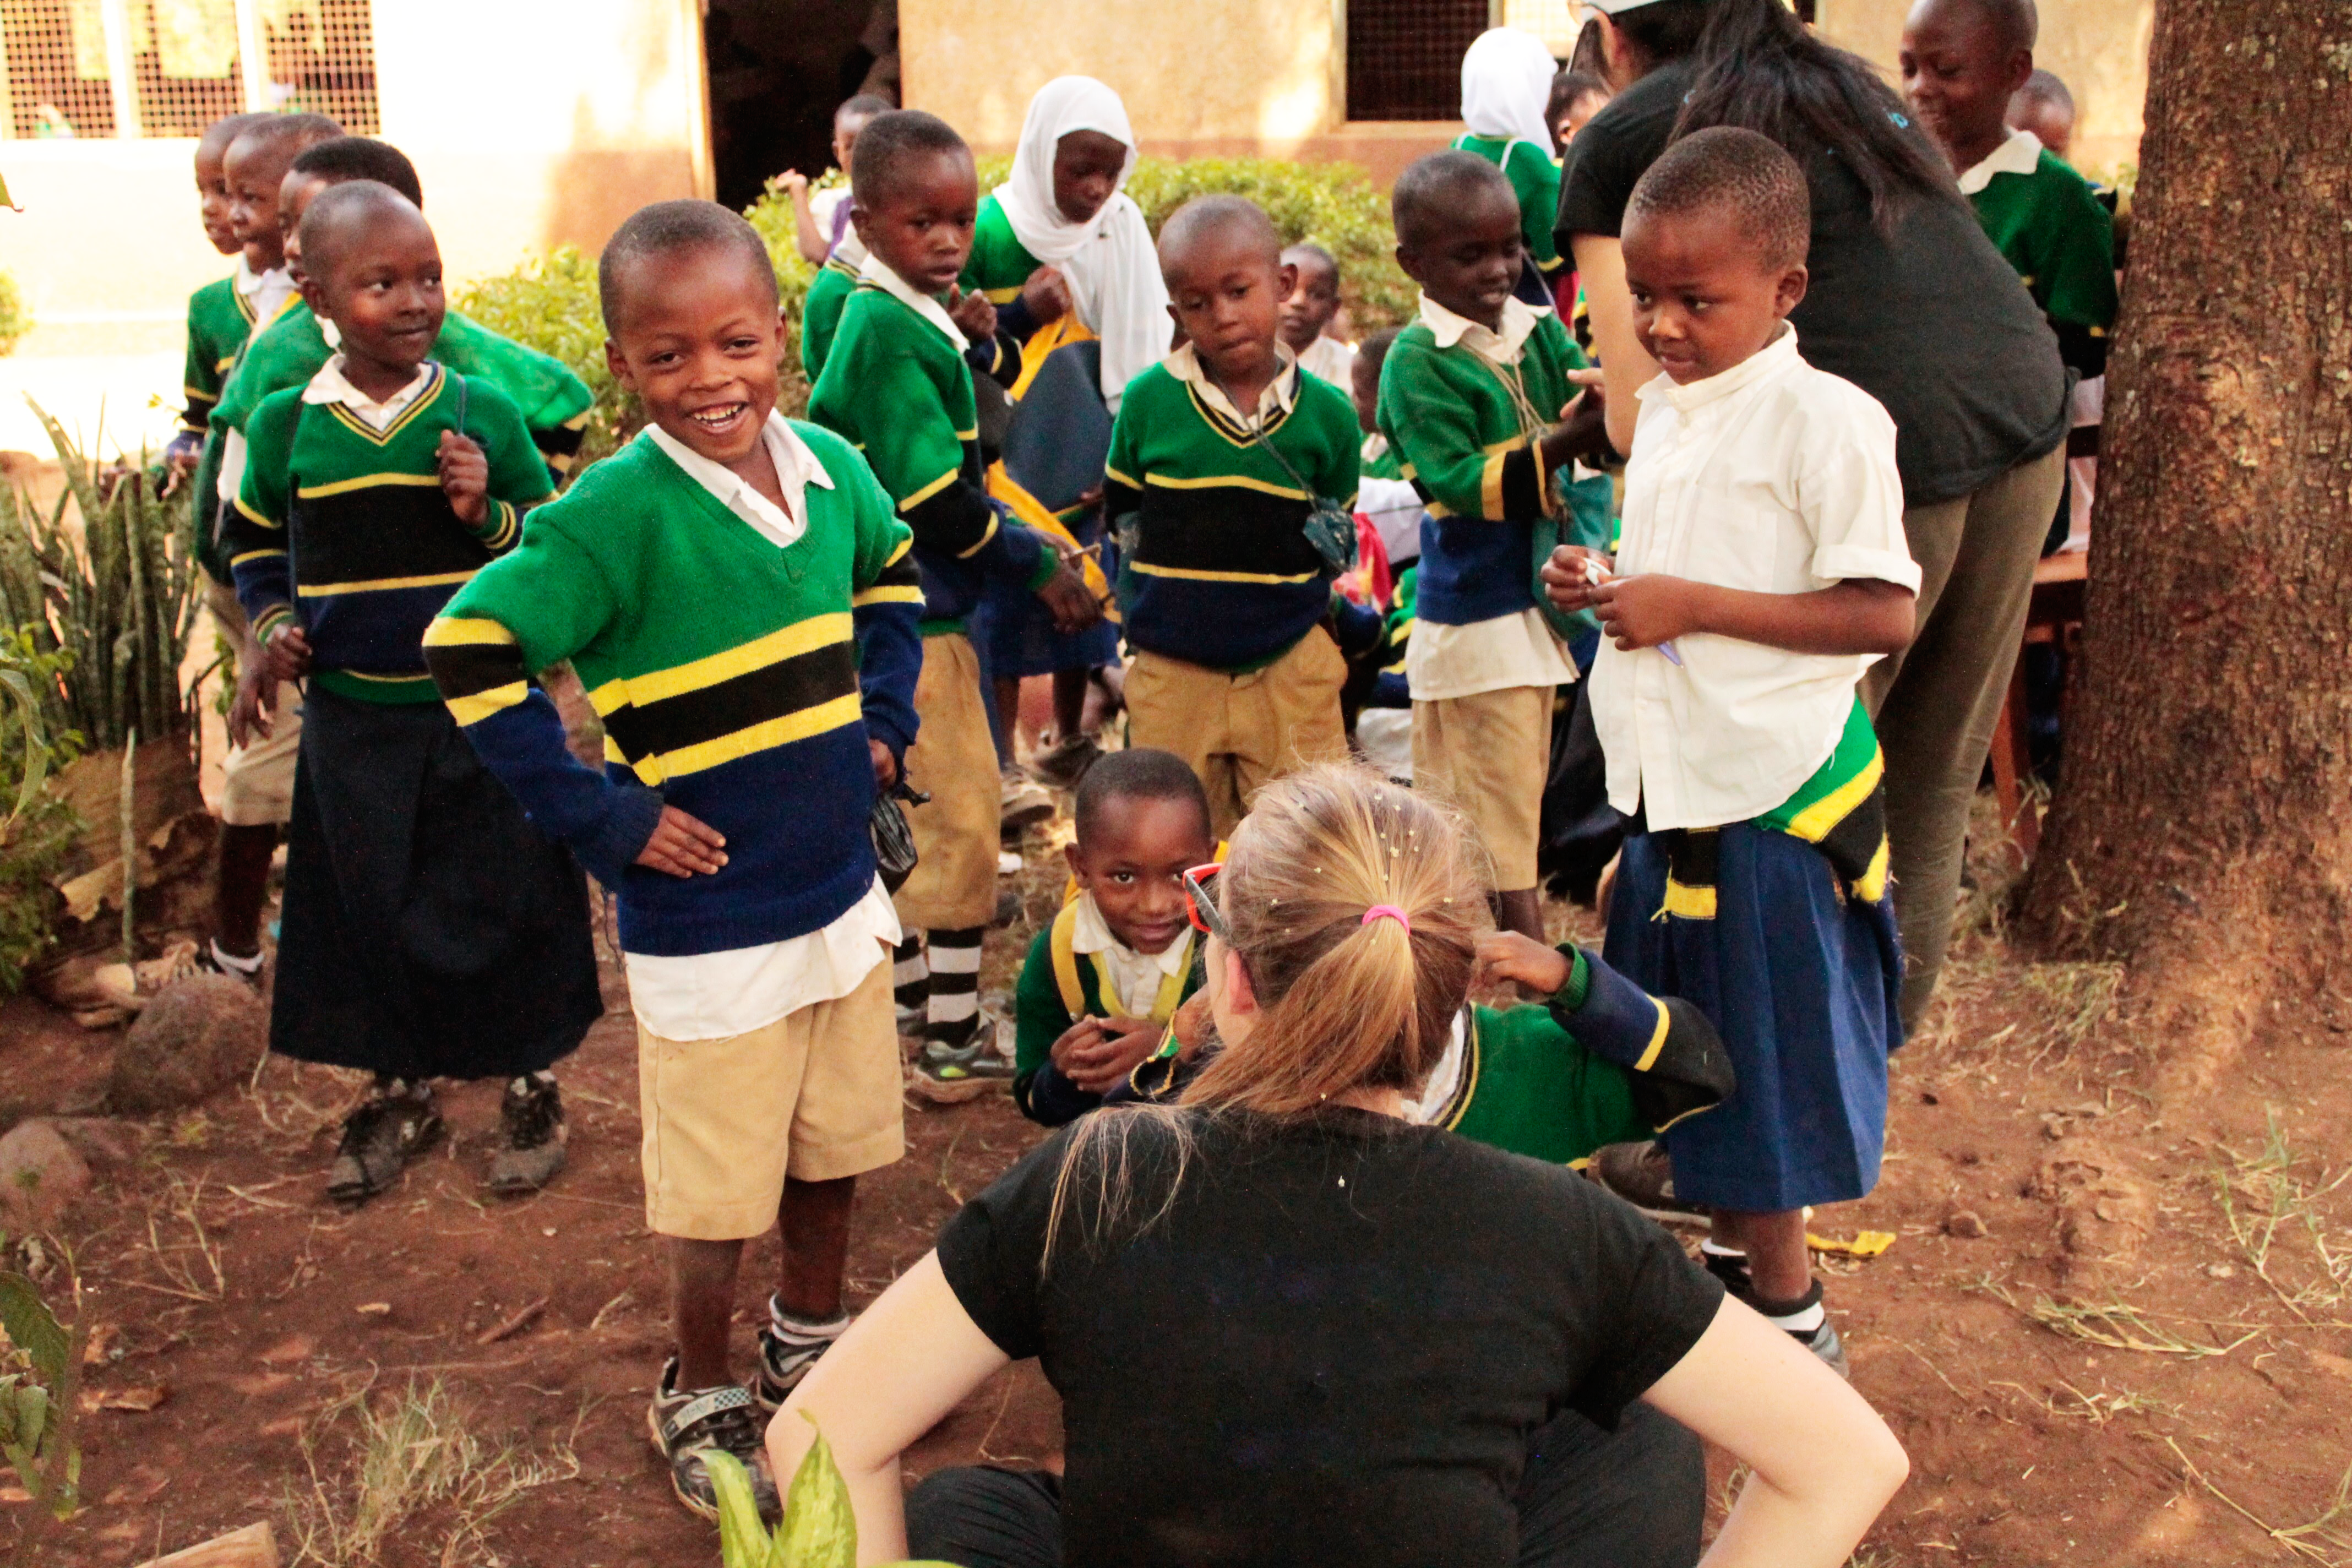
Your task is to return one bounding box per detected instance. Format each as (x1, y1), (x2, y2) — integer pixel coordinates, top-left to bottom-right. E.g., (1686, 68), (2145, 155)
(1591, 328), (1918, 831)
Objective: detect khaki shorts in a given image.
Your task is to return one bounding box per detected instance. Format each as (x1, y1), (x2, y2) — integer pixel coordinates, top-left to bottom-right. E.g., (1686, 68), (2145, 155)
(206, 578), (303, 827)
(1125, 626), (1347, 840)
(893, 633), (1000, 933)
(636, 957), (905, 1240)
(1413, 684), (1554, 889)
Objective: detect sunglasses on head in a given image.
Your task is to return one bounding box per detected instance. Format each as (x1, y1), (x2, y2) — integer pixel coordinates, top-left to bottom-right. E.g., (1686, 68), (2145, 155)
(1182, 863), (1229, 944)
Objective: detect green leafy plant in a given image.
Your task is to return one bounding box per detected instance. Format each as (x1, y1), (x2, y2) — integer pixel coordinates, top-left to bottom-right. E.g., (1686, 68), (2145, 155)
(0, 1257), (86, 1521)
(0, 268), (28, 357)
(0, 406), (202, 752)
(0, 628), (80, 990)
(709, 1413), (952, 1568)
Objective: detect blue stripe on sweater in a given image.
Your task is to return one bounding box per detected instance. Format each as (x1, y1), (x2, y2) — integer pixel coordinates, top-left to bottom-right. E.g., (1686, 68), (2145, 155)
(1415, 515), (1541, 627)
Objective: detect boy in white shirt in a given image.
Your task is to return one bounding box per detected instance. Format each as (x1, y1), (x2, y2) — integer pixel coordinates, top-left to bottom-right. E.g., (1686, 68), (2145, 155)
(1543, 127), (1918, 1376)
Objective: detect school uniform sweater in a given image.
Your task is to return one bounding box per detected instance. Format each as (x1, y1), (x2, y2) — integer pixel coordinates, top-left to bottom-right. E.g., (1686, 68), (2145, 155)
(426, 422), (924, 957)
(181, 274), (258, 441)
(1103, 351), (1361, 670)
(807, 276), (1053, 635)
(799, 256), (861, 383)
(1376, 304), (1586, 627)
(225, 362), (553, 705)
(1012, 899), (1204, 1127)
(1961, 128), (2118, 378)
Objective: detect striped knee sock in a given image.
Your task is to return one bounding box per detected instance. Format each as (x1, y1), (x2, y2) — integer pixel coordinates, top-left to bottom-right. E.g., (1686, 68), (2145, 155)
(923, 928), (985, 1050)
(892, 934), (928, 1027)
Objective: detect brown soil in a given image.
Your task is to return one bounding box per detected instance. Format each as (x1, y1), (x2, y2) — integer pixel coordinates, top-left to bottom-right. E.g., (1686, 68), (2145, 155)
(4, 804), (2349, 1567)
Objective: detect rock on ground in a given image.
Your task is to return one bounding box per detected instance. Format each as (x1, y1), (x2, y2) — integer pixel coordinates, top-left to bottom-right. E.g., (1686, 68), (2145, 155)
(0, 1118), (94, 1228)
(107, 974), (269, 1115)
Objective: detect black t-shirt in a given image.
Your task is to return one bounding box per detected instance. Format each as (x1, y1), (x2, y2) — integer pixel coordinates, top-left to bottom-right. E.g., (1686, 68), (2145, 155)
(1556, 62), (2070, 508)
(936, 1107), (1723, 1568)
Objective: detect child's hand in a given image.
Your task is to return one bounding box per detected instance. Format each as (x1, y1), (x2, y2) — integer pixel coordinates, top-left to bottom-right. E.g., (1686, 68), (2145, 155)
(636, 805), (728, 878)
(1540, 545), (1613, 613)
(262, 621), (312, 684)
(437, 431), (489, 527)
(869, 738), (897, 790)
(1021, 265), (1071, 324)
(776, 169), (810, 205)
(948, 286), (998, 345)
(1592, 574), (1701, 651)
(1053, 1015), (1165, 1094)
(1475, 931), (1571, 997)
(227, 655), (276, 748)
(1035, 562), (1101, 636)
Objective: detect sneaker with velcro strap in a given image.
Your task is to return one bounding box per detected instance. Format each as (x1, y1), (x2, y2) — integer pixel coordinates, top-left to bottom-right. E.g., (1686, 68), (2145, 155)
(751, 1315), (846, 1412)
(647, 1360), (778, 1522)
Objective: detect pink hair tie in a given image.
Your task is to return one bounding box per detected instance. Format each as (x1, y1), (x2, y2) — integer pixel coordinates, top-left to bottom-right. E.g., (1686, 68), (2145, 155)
(1362, 905), (1411, 933)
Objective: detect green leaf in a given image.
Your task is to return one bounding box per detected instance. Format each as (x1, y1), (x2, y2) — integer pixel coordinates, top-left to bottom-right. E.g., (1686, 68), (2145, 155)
(777, 1411), (857, 1568)
(0, 1271), (69, 1386)
(705, 1449), (782, 1568)
(0, 1378), (49, 1451)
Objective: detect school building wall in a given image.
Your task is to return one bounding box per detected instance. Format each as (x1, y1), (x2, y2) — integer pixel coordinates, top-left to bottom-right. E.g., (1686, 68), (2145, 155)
(0, 0), (711, 344)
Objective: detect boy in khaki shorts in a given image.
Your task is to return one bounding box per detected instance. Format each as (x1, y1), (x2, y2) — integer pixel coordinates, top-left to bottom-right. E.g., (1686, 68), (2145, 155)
(427, 201), (924, 1522)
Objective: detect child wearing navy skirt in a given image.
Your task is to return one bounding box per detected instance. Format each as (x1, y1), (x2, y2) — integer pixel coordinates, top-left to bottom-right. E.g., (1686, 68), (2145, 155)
(1543, 127), (1917, 1375)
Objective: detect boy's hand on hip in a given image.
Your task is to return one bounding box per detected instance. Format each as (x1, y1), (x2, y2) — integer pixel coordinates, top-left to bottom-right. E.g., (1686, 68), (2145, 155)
(1540, 545), (1613, 613)
(636, 806), (728, 878)
(262, 622), (312, 684)
(1594, 574), (1699, 651)
(1036, 563), (1101, 635)
(869, 739), (898, 790)
(437, 431), (489, 526)
(1475, 931), (1569, 997)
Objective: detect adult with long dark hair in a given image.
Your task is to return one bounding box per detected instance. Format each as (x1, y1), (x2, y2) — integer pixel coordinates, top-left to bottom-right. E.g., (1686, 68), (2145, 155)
(1557, 0), (2068, 1037)
(769, 764), (1907, 1568)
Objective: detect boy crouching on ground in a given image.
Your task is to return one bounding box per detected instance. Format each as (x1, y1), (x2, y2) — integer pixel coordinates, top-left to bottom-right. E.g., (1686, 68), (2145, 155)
(426, 200), (924, 1520)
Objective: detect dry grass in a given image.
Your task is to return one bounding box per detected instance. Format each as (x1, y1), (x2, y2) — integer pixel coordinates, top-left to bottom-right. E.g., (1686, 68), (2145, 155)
(2168, 1439), (2352, 1564)
(2213, 1113), (2352, 1322)
(280, 1375), (584, 1567)
(124, 1172), (225, 1304)
(1968, 1277), (2257, 1358)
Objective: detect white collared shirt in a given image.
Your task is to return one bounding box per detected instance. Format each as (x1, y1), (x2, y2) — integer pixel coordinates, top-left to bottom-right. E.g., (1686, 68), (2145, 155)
(1070, 892), (1194, 1019)
(1402, 292), (1581, 700)
(645, 409), (833, 551)
(1591, 328), (1919, 830)
(622, 409), (892, 1042)
(857, 252), (963, 349)
(1161, 339), (1299, 432)
(1295, 333), (1357, 389)
(241, 259), (298, 329)
(1957, 126), (2047, 196)
(301, 355), (435, 431)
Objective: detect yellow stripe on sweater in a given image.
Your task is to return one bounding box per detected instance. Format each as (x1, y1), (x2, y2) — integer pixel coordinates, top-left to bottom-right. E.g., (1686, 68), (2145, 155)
(1144, 471), (1310, 503)
(585, 613), (852, 714)
(297, 472), (444, 500)
(1782, 749), (1885, 843)
(623, 692), (865, 785)
(423, 616), (518, 647)
(297, 569), (476, 598)
(447, 682), (530, 726)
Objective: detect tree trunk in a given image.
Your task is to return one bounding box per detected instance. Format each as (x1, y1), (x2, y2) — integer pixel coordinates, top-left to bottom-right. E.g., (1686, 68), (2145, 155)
(2013, 0), (2352, 1079)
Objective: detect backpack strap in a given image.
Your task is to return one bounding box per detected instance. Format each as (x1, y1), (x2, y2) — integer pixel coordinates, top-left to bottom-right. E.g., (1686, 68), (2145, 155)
(1049, 899), (1086, 1020)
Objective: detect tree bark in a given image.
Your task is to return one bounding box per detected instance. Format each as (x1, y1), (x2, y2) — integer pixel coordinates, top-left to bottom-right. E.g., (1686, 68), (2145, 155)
(2014, 0), (2352, 1076)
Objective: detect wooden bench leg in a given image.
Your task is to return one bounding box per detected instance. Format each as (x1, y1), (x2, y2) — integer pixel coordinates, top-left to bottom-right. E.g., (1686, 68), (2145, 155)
(1989, 656), (2038, 866)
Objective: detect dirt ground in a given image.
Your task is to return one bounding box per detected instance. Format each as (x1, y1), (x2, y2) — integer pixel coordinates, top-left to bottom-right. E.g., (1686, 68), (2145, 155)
(4, 798), (2350, 1568)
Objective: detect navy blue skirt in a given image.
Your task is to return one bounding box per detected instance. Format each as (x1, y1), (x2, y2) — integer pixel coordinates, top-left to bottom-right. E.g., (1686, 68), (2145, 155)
(1603, 821), (1902, 1212)
(977, 515), (1121, 679)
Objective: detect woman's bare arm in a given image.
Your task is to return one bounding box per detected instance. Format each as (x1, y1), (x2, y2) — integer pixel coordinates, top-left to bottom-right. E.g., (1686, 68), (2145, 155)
(769, 1252), (1010, 1564)
(1642, 1297), (1910, 1568)
(1570, 233), (1657, 459)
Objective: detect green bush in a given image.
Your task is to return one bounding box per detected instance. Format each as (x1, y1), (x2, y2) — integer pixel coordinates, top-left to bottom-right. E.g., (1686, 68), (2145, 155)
(974, 154), (1412, 330)
(0, 627), (79, 993)
(0, 269), (28, 357)
(453, 156), (1407, 470)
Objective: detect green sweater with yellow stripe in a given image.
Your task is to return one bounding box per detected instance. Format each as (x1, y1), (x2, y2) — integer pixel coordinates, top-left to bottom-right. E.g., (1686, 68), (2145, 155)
(181, 274), (257, 441)
(224, 363), (552, 705)
(426, 422), (925, 957)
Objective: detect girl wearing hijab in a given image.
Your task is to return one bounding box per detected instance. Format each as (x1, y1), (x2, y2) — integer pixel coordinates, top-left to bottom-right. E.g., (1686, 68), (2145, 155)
(959, 77), (1171, 796)
(1454, 26), (1570, 306)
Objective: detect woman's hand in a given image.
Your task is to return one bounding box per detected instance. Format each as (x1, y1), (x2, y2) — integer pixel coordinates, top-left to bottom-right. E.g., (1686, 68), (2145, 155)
(1474, 932), (1570, 997)
(1540, 545), (1614, 614)
(1020, 265), (1071, 324)
(1642, 1297), (1908, 1567)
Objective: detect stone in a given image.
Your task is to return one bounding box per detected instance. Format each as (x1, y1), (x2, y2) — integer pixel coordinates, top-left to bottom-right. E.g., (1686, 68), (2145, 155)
(0, 1119), (94, 1228)
(1945, 1209), (1989, 1239)
(108, 974), (268, 1115)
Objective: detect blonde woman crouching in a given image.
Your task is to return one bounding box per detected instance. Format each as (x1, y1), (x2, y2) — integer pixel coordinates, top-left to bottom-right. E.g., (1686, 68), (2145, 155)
(771, 763), (1906, 1568)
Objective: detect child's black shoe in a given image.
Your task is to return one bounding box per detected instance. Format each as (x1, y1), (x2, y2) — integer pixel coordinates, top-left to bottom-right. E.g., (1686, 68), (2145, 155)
(487, 1073), (567, 1195)
(325, 1084), (441, 1205)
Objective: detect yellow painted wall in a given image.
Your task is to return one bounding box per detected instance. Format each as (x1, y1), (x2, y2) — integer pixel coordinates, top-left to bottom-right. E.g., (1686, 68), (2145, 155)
(1818, 0), (2153, 178)
(0, 0), (709, 338)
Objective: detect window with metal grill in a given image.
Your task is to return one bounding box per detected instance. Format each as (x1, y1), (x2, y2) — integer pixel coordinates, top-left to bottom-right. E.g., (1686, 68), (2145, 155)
(1344, 0), (1491, 123)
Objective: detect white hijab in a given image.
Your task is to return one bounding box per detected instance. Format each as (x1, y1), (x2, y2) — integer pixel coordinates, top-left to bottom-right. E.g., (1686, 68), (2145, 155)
(1460, 27), (1558, 152)
(994, 75), (1171, 412)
